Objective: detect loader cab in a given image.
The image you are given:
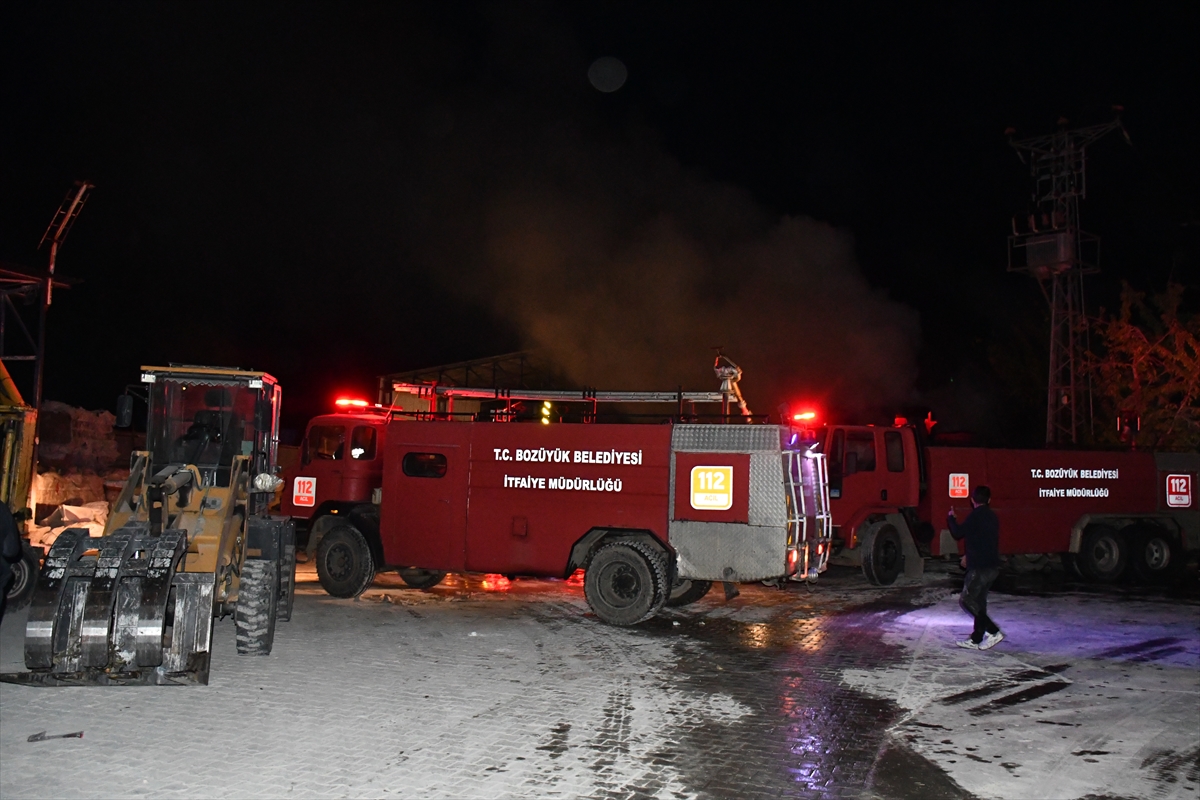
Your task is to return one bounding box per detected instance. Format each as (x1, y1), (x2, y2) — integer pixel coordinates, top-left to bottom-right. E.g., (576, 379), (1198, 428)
(141, 366), (281, 491)
(281, 409), (387, 519)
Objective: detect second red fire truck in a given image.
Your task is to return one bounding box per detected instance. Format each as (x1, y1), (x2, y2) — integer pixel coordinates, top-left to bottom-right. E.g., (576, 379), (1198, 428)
(795, 414), (1198, 586)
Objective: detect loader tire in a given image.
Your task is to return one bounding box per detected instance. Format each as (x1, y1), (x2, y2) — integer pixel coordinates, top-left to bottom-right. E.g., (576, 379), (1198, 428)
(398, 568), (446, 589)
(316, 524), (376, 598)
(665, 578), (712, 607)
(5, 544), (39, 610)
(860, 522), (903, 586)
(584, 541), (668, 626)
(236, 559), (279, 656)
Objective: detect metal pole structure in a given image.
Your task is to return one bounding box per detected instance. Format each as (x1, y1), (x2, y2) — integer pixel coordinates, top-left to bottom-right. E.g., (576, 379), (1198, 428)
(1006, 115), (1126, 445)
(34, 181), (93, 412)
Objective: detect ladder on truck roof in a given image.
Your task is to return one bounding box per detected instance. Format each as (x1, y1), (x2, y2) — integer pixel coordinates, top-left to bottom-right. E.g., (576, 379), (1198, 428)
(387, 382), (765, 423)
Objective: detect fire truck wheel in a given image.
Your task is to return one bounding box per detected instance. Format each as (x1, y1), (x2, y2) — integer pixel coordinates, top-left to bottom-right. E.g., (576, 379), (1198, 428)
(860, 523), (903, 586)
(398, 568), (446, 589)
(316, 524), (377, 598)
(1129, 525), (1180, 584)
(236, 559), (279, 655)
(1078, 524), (1127, 583)
(584, 542), (667, 626)
(665, 578), (712, 607)
(5, 545), (39, 609)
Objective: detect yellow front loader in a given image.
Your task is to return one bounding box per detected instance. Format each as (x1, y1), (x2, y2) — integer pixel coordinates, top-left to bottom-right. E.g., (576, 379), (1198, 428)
(1, 366), (295, 686)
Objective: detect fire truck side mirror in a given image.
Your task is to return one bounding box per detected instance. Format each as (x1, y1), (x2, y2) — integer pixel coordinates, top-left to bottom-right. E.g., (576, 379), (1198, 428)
(115, 395), (134, 429)
(844, 451), (858, 476)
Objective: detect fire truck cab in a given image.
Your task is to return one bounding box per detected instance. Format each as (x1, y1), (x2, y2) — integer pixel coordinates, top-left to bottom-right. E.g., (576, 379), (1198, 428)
(280, 404), (388, 554)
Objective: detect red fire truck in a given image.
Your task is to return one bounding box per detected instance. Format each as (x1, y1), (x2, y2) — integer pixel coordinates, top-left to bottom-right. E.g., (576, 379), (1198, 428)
(282, 385), (832, 625)
(800, 416), (1199, 585)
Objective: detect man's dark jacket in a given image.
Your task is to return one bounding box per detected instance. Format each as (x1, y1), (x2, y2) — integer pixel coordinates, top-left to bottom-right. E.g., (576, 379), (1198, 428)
(0, 502), (20, 591)
(948, 504), (1001, 570)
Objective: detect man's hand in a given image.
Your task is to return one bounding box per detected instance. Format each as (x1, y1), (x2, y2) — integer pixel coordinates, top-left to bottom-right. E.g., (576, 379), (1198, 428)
(960, 555), (967, 570)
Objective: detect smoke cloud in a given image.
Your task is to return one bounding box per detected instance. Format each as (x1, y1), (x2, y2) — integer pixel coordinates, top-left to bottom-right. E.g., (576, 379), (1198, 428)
(425, 124), (920, 415)
(392, 8), (922, 415)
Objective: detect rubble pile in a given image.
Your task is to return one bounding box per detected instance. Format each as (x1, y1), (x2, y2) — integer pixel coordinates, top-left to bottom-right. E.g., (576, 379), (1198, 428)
(33, 469), (109, 508)
(26, 501), (110, 550)
(37, 400), (122, 472)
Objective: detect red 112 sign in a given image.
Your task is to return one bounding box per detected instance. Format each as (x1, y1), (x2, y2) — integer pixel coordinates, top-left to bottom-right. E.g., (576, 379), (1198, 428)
(293, 476), (316, 508)
(1166, 474), (1192, 508)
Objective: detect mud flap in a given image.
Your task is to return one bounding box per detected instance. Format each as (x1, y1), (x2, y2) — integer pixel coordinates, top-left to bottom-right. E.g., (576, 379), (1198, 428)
(886, 513), (925, 581)
(245, 514), (295, 621)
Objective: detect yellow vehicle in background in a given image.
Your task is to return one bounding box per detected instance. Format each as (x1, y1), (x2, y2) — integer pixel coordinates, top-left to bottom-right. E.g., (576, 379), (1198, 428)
(1, 361), (40, 609)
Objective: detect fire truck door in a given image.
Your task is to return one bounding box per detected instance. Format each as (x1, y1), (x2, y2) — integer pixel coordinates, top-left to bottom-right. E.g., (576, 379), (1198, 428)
(828, 427), (881, 529)
(287, 422), (346, 514)
(878, 429), (919, 506)
(382, 428), (470, 572)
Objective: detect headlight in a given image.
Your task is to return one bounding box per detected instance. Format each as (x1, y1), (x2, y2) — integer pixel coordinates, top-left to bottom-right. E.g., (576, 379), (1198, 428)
(253, 473), (284, 492)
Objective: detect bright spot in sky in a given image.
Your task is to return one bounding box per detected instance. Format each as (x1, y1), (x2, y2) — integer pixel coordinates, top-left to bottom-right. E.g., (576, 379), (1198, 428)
(588, 57), (627, 93)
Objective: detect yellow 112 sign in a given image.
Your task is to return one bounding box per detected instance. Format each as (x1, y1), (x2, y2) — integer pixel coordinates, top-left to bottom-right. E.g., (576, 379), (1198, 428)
(691, 466), (733, 510)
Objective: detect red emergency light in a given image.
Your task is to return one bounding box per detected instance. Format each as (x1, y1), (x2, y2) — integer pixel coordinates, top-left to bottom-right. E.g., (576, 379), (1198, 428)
(792, 411), (817, 422)
(335, 397), (370, 408)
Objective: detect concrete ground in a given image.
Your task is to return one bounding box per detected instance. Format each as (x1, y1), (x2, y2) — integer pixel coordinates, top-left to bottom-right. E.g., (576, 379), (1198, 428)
(0, 562), (1197, 799)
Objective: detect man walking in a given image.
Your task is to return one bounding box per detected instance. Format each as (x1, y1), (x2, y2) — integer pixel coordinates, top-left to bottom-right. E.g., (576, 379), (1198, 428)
(948, 485), (1004, 650)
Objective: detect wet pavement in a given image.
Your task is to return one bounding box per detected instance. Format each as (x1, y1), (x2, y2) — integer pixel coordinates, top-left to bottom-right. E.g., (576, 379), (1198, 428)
(1, 561), (1197, 799)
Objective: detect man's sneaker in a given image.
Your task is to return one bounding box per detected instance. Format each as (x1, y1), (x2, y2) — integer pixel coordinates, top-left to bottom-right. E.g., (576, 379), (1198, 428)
(956, 638), (981, 649)
(980, 631), (1006, 650)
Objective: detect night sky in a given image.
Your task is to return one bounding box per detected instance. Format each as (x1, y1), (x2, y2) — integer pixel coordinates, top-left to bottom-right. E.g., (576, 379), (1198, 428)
(2, 3), (1196, 444)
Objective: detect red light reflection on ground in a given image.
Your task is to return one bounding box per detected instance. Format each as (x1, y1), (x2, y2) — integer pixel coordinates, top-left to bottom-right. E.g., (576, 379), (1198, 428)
(481, 574), (511, 591)
(566, 569), (585, 586)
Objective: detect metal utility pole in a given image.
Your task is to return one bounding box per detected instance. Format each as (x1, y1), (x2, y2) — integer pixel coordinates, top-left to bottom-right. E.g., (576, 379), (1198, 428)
(34, 181), (93, 411)
(1006, 114), (1127, 445)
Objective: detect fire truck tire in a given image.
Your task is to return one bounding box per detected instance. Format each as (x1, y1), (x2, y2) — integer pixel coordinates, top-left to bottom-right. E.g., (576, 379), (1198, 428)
(316, 524), (376, 598)
(584, 542), (667, 626)
(5, 544), (39, 609)
(236, 559), (279, 656)
(1078, 524), (1127, 583)
(398, 568), (446, 589)
(860, 523), (903, 586)
(665, 578), (712, 607)
(1129, 525), (1180, 584)
(628, 540), (670, 616)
